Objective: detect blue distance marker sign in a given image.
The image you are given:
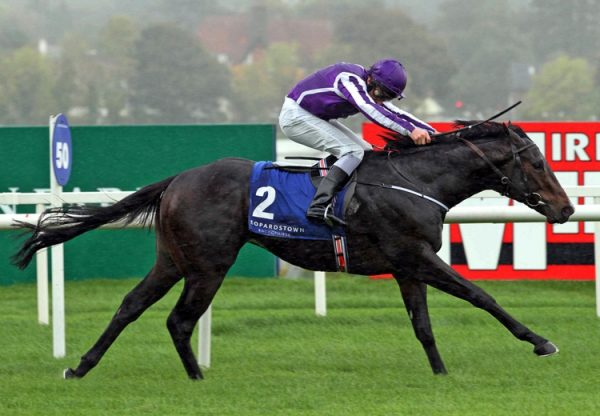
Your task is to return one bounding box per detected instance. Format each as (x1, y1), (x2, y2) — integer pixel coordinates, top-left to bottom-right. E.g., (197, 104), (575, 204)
(52, 114), (72, 186)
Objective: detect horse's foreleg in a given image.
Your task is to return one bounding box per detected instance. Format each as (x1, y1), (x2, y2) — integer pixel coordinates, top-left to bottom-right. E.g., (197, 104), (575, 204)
(166, 275), (224, 380)
(393, 275), (447, 374)
(416, 250), (557, 357)
(64, 256), (181, 379)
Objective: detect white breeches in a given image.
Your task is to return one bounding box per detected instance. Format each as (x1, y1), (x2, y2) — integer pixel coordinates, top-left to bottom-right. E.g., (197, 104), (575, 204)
(279, 97), (372, 175)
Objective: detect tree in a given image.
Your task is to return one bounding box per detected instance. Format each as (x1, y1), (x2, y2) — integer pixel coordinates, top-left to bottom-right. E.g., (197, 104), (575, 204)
(0, 12), (30, 53)
(528, 0), (600, 65)
(231, 42), (303, 122)
(0, 47), (55, 125)
(435, 0), (527, 113)
(521, 55), (597, 121)
(317, 6), (456, 107)
(51, 52), (77, 116)
(55, 33), (104, 124)
(129, 24), (231, 124)
(154, 0), (225, 30)
(96, 16), (139, 124)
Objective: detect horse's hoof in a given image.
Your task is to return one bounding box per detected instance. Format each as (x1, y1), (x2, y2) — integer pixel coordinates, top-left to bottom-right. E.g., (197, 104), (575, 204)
(63, 368), (78, 379)
(189, 373), (204, 381)
(534, 341), (559, 357)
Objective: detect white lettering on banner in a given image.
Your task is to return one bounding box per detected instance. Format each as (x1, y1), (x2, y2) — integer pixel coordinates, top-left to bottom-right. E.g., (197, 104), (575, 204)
(527, 132), (546, 154)
(447, 134), (582, 271)
(457, 197), (510, 270)
(565, 133), (590, 161)
(455, 132), (549, 271)
(0, 187), (20, 214)
(0, 205), (15, 214)
(514, 131), (546, 270)
(554, 172), (578, 234)
(438, 224), (451, 264)
(584, 172), (600, 233)
(548, 132), (597, 162)
(366, 122), (600, 277)
(552, 133), (562, 161)
(514, 213), (546, 269)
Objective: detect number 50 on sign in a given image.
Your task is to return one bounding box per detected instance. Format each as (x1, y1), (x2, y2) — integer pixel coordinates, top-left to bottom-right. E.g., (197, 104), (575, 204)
(51, 114), (72, 186)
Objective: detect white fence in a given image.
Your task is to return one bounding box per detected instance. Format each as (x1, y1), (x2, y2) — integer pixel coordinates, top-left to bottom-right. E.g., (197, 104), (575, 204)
(1, 187), (599, 369)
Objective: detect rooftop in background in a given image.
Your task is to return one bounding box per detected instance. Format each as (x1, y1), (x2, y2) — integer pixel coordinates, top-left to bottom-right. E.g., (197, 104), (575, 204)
(197, 11), (332, 65)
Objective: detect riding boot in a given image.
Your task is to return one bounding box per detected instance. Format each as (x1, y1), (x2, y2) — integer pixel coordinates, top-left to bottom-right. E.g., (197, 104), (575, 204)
(306, 165), (349, 226)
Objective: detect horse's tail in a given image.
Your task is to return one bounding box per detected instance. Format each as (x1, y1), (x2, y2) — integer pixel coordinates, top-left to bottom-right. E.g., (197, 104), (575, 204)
(12, 175), (177, 270)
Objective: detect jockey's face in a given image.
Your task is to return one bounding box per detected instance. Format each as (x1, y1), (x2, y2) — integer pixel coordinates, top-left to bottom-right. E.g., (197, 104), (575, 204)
(367, 76), (397, 104)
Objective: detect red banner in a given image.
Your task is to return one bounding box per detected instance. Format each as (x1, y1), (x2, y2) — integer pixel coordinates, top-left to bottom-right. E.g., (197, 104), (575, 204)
(363, 122), (600, 280)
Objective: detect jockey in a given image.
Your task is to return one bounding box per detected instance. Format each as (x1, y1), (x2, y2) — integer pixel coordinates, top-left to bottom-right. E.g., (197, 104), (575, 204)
(279, 58), (436, 226)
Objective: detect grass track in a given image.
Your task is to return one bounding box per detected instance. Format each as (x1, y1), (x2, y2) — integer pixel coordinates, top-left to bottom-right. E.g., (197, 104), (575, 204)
(1, 276), (599, 415)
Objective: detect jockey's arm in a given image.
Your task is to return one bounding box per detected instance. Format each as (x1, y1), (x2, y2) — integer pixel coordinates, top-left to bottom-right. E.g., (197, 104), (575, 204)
(336, 73), (434, 144)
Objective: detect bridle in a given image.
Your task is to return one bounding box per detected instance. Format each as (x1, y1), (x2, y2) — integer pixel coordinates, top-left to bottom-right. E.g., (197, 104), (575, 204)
(382, 101), (546, 209)
(431, 100), (544, 208)
(383, 126), (544, 209)
(457, 129), (545, 207)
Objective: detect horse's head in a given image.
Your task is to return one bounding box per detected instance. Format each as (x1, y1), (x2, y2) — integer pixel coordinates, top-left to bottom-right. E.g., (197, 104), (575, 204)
(498, 123), (574, 224)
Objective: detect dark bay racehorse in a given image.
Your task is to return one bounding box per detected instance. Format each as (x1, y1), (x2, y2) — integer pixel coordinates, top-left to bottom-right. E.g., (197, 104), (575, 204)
(13, 121), (574, 379)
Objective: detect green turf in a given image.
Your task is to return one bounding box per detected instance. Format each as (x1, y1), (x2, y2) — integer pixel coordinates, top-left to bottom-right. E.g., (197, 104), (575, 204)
(1, 276), (598, 415)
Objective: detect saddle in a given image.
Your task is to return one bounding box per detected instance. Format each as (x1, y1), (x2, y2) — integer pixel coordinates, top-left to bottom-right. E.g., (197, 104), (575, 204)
(247, 156), (356, 241)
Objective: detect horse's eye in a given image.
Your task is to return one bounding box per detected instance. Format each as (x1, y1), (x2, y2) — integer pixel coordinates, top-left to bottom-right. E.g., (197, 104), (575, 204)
(532, 160), (545, 171)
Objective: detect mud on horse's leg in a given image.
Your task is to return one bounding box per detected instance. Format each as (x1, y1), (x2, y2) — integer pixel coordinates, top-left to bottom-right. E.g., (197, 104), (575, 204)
(394, 275), (447, 374)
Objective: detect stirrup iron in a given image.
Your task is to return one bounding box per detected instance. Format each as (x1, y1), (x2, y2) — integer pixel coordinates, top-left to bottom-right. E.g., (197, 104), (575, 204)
(324, 204), (347, 227)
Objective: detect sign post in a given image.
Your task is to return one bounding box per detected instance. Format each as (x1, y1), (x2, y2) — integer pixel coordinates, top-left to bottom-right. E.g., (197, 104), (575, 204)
(49, 113), (71, 358)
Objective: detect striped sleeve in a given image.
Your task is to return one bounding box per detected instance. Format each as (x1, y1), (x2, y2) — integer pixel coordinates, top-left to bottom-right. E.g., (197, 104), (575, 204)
(335, 72), (416, 135)
(383, 101), (435, 132)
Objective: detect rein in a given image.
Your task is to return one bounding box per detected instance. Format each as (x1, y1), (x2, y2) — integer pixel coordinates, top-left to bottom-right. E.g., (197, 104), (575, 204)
(382, 100), (545, 208)
(354, 152), (450, 212)
(432, 101), (522, 139)
(381, 125), (544, 210)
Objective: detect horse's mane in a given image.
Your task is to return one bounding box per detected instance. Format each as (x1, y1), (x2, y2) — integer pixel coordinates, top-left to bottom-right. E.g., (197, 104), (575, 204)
(383, 120), (509, 153)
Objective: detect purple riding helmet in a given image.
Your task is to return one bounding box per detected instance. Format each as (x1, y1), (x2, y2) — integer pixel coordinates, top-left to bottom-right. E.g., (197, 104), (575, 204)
(368, 59), (408, 99)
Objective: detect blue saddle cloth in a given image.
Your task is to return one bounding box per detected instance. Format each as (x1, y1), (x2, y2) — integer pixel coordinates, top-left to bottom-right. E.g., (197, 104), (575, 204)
(248, 161), (347, 240)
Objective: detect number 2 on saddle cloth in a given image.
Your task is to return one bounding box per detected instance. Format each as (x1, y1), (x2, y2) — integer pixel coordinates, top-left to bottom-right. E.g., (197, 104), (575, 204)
(248, 159), (351, 271)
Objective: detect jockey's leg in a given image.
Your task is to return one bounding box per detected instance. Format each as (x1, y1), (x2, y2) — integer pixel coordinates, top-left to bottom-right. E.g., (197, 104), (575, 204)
(279, 100), (365, 226)
(306, 155), (359, 226)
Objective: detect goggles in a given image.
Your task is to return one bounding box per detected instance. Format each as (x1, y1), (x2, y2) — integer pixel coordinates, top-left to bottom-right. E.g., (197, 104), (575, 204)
(371, 82), (401, 101)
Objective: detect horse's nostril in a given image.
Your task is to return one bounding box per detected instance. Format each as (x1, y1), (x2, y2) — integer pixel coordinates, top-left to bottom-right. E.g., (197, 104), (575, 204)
(562, 205), (575, 218)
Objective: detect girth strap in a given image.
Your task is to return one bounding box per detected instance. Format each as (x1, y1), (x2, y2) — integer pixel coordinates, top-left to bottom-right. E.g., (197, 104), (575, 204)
(332, 234), (348, 272)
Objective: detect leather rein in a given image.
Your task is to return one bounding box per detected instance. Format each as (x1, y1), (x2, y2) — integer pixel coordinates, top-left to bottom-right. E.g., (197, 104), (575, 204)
(385, 101), (545, 208)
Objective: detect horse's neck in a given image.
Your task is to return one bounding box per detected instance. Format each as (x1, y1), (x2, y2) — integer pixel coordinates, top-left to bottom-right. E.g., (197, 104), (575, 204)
(367, 142), (506, 209)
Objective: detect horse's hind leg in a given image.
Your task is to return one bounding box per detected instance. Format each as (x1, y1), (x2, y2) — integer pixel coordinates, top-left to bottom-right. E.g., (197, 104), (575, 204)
(166, 272), (226, 380)
(393, 275), (447, 374)
(158, 161), (251, 379)
(415, 249), (557, 358)
(64, 252), (181, 379)
(163, 228), (245, 380)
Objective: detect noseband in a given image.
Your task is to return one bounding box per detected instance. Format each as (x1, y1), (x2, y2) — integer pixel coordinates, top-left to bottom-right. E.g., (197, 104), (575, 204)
(457, 131), (544, 207)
